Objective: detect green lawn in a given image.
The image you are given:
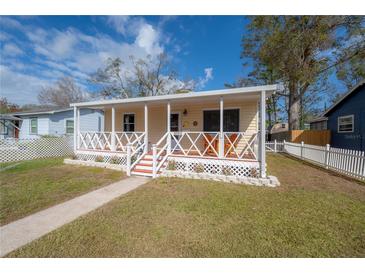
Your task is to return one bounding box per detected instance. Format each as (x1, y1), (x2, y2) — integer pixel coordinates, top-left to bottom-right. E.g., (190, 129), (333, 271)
(0, 157), (124, 225)
(6, 154), (365, 257)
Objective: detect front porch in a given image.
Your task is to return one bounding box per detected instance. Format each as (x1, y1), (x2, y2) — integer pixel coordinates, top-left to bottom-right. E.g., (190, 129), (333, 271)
(71, 85), (277, 179)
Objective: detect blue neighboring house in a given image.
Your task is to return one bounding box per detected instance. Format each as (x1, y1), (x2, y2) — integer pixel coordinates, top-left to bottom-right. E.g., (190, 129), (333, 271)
(0, 107), (104, 139)
(310, 80), (365, 151)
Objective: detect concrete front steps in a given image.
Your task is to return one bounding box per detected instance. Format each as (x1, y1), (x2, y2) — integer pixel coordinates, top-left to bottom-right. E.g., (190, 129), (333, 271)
(131, 153), (167, 177)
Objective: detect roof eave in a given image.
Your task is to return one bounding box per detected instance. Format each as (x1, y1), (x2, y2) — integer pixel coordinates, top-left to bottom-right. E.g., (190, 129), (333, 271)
(12, 107), (73, 116)
(71, 84), (279, 108)
(322, 80), (365, 116)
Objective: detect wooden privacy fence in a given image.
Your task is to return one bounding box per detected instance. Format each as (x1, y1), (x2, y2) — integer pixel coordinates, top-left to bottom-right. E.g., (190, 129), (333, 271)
(270, 130), (330, 146)
(266, 141), (365, 180)
(0, 136), (74, 163)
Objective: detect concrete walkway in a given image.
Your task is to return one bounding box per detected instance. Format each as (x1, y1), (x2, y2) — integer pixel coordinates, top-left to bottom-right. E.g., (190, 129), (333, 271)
(0, 176), (149, 257)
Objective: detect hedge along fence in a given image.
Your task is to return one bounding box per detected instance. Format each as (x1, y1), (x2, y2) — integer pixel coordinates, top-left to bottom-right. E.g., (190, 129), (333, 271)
(0, 136), (74, 163)
(266, 141), (365, 181)
(270, 130), (330, 146)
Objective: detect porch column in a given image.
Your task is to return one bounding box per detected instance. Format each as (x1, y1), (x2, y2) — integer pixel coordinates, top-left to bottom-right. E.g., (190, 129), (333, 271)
(167, 100), (171, 153)
(73, 106), (77, 151)
(76, 107), (80, 150)
(111, 106), (116, 151)
(259, 90), (266, 178)
(219, 96), (224, 158)
(144, 103), (148, 153)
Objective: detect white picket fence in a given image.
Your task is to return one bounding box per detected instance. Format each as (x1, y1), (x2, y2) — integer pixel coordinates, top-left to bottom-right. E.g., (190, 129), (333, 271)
(0, 136), (74, 163)
(266, 140), (365, 180)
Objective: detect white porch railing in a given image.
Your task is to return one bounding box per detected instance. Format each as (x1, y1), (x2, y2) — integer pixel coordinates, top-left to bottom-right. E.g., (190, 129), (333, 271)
(170, 131), (220, 157)
(127, 133), (147, 175)
(79, 131), (112, 151)
(77, 131), (259, 177)
(152, 131), (258, 177)
(223, 132), (258, 160)
(78, 131), (145, 152)
(115, 132), (145, 152)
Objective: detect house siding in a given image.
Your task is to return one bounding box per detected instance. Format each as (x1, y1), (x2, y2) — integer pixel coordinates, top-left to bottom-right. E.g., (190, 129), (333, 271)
(49, 109), (104, 136)
(327, 85), (365, 151)
(19, 115), (49, 139)
(16, 109), (104, 139)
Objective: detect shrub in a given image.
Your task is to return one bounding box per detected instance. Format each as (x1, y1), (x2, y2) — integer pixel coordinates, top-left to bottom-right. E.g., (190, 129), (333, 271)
(131, 155), (137, 164)
(250, 167), (258, 178)
(167, 160), (176, 170)
(109, 156), (120, 165)
(194, 163), (204, 173)
(222, 166), (232, 176)
(95, 156), (104, 162)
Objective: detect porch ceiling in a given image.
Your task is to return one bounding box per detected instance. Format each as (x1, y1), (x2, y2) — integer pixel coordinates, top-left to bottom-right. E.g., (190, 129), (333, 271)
(71, 84), (279, 109)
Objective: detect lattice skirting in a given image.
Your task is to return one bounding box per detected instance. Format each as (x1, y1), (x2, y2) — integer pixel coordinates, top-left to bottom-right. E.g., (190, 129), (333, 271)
(75, 150), (127, 166)
(162, 156), (260, 178)
(0, 137), (73, 163)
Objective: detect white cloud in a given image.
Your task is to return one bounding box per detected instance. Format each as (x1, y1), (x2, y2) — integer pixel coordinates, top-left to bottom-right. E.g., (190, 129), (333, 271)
(0, 17), (24, 31)
(135, 24), (163, 56)
(196, 67), (214, 89)
(0, 65), (48, 105)
(0, 17), (193, 104)
(50, 30), (78, 57)
(2, 43), (24, 56)
(0, 31), (10, 41)
(107, 16), (130, 35)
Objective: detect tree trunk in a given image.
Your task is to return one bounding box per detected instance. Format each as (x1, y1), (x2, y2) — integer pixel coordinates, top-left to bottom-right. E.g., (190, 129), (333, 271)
(267, 108), (272, 129)
(288, 85), (300, 130)
(272, 96), (278, 124)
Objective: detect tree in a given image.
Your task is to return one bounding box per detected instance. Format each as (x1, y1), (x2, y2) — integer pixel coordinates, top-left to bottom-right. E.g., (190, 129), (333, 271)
(38, 77), (88, 107)
(90, 53), (194, 99)
(241, 16), (365, 129)
(0, 97), (20, 114)
(226, 66), (282, 128)
(336, 52), (365, 89)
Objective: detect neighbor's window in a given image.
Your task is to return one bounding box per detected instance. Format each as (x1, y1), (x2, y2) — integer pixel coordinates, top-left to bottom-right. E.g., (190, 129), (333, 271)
(65, 120), (74, 134)
(0, 120), (8, 135)
(338, 115), (354, 133)
(123, 114), (135, 132)
(30, 118), (38, 134)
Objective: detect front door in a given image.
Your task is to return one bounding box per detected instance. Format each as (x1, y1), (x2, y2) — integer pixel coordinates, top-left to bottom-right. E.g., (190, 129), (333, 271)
(170, 113), (181, 150)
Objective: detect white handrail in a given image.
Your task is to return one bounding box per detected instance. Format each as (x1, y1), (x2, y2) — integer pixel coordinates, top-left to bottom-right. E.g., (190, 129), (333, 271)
(155, 132), (169, 147)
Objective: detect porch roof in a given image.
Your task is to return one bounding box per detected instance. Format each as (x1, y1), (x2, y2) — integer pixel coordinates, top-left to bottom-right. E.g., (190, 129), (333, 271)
(71, 84), (279, 108)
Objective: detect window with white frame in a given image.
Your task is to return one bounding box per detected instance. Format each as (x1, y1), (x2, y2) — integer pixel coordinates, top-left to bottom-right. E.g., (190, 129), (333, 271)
(123, 113), (135, 132)
(0, 120), (8, 135)
(30, 117), (38, 134)
(65, 119), (74, 134)
(338, 115), (354, 133)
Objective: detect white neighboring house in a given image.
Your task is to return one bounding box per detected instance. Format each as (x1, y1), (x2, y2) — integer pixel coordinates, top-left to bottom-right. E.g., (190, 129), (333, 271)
(0, 107), (104, 139)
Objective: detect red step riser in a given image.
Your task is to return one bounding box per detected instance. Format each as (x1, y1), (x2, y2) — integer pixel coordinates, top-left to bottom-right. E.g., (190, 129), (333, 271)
(133, 169), (153, 174)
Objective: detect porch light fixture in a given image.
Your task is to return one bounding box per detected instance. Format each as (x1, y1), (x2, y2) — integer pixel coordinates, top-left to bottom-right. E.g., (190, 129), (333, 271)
(183, 109), (188, 116)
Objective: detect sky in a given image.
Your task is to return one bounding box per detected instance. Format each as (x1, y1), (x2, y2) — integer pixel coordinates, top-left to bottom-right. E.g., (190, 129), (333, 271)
(0, 16), (250, 105)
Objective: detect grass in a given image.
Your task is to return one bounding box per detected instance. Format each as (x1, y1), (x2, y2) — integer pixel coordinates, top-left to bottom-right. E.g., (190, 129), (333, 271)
(6, 154), (365, 257)
(0, 157), (124, 225)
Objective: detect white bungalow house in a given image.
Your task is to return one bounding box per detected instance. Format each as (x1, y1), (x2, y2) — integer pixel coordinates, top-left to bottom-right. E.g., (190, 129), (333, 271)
(71, 85), (279, 181)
